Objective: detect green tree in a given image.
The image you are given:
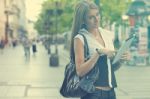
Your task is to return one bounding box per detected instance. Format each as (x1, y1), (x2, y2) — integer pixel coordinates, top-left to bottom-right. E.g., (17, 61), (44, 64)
(100, 0), (131, 29)
(34, 0), (82, 36)
(34, 0), (131, 35)
(34, 0), (64, 35)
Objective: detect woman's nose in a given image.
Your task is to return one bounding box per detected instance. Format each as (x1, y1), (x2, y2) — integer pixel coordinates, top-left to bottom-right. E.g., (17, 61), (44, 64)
(94, 16), (99, 22)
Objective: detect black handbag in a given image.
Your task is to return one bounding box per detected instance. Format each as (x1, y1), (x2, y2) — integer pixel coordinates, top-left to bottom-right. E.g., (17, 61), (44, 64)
(60, 33), (89, 97)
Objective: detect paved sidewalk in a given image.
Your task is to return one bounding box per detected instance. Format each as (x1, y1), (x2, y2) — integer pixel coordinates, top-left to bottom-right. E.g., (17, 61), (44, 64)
(0, 44), (150, 99)
(0, 44), (70, 99)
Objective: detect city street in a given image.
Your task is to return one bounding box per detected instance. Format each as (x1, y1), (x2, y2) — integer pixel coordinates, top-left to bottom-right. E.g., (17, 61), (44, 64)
(0, 44), (150, 99)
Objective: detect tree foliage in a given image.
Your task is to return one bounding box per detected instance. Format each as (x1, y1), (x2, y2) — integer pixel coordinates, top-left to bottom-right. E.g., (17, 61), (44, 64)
(100, 0), (131, 28)
(34, 0), (132, 35)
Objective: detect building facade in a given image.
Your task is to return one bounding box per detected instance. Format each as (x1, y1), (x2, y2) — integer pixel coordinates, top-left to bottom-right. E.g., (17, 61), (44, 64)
(0, 0), (6, 40)
(0, 0), (26, 43)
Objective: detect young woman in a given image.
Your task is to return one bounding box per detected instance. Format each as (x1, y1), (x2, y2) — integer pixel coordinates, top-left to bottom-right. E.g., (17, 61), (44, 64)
(70, 1), (129, 99)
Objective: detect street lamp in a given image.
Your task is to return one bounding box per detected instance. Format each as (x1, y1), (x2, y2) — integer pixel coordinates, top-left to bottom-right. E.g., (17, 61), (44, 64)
(147, 15), (150, 65)
(55, 1), (58, 54)
(54, 1), (63, 54)
(122, 14), (129, 20)
(113, 24), (120, 50)
(49, 1), (60, 67)
(122, 14), (129, 40)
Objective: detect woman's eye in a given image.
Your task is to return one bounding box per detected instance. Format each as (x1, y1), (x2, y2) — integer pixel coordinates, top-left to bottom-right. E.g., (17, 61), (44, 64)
(89, 16), (94, 20)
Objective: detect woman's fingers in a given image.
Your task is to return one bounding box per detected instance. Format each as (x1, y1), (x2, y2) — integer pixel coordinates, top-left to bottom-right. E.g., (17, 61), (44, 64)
(96, 48), (116, 58)
(120, 52), (131, 61)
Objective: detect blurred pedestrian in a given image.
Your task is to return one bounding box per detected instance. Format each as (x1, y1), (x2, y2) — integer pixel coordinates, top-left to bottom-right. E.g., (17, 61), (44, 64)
(43, 38), (51, 55)
(12, 39), (17, 48)
(0, 38), (5, 53)
(22, 38), (31, 61)
(32, 39), (37, 56)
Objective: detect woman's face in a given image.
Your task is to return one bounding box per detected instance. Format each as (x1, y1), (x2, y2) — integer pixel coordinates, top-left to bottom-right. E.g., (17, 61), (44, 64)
(85, 8), (100, 30)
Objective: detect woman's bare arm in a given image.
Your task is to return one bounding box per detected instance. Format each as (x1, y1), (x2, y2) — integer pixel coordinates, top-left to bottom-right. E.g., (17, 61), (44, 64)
(74, 38), (99, 77)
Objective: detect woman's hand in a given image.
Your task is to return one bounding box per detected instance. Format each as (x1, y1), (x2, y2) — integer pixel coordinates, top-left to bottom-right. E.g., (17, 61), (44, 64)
(96, 48), (116, 59)
(120, 51), (131, 62)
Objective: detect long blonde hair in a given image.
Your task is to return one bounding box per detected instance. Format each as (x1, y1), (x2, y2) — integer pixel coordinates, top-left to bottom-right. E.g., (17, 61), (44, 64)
(70, 0), (98, 59)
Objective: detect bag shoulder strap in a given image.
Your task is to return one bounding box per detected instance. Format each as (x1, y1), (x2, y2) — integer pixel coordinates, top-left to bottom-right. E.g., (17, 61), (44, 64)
(79, 33), (89, 59)
(71, 33), (89, 63)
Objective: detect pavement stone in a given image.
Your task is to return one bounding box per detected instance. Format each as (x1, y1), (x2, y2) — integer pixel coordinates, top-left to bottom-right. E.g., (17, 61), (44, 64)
(0, 86), (26, 97)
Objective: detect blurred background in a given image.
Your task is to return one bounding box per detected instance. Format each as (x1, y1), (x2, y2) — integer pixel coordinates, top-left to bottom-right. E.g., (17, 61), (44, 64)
(0, 0), (150, 99)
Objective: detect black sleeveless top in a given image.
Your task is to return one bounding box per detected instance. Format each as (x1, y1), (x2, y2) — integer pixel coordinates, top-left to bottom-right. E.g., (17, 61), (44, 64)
(94, 55), (117, 88)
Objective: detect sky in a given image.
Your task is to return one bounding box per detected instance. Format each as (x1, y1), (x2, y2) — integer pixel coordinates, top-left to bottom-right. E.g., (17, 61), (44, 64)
(25, 0), (45, 21)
